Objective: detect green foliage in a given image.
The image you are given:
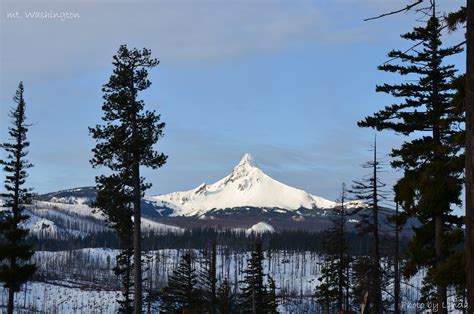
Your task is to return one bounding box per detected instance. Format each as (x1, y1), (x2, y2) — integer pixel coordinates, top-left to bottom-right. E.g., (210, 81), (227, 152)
(314, 258), (340, 313)
(216, 278), (235, 313)
(239, 241), (267, 312)
(239, 241), (277, 313)
(315, 185), (351, 312)
(160, 252), (200, 312)
(94, 174), (134, 313)
(199, 242), (218, 313)
(265, 274), (278, 313)
(0, 82), (37, 313)
(446, 6), (467, 31)
(358, 12), (465, 302)
(89, 44), (167, 310)
(89, 44), (167, 175)
(315, 248), (351, 312)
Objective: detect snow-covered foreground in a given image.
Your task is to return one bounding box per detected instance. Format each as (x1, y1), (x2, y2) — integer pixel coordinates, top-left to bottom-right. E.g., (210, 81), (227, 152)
(0, 281), (121, 313)
(0, 248), (455, 313)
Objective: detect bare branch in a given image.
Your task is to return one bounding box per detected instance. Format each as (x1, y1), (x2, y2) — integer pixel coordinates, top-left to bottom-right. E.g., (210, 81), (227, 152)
(364, 0), (424, 21)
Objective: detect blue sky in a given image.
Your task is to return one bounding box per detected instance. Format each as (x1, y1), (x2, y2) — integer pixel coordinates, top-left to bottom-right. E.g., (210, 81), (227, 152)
(0, 0), (466, 214)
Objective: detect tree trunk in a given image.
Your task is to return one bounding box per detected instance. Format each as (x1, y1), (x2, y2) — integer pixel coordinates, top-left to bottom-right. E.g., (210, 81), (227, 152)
(132, 158), (142, 314)
(7, 289), (14, 314)
(435, 215), (447, 314)
(126, 250), (132, 309)
(339, 186), (345, 311)
(147, 257), (152, 314)
(131, 82), (142, 313)
(372, 139), (382, 313)
(465, 1), (474, 313)
(211, 242), (217, 314)
(394, 202), (400, 314)
(252, 281), (256, 314)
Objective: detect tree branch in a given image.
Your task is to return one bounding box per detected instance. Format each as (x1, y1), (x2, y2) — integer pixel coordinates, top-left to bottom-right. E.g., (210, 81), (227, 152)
(364, 0), (425, 21)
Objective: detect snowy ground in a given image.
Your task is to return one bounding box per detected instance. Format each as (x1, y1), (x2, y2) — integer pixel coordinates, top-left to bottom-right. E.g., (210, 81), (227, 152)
(0, 248), (463, 313)
(0, 281), (121, 313)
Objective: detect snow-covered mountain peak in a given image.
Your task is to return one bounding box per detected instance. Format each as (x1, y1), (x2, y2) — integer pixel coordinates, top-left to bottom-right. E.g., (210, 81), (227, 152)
(146, 153), (337, 217)
(236, 153), (257, 168)
(222, 154), (262, 188)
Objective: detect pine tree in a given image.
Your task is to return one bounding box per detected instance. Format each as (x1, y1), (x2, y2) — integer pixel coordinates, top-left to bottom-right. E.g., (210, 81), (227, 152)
(199, 241), (217, 313)
(358, 6), (465, 312)
(160, 252), (200, 313)
(89, 45), (167, 313)
(315, 184), (351, 313)
(349, 138), (385, 313)
(315, 259), (340, 314)
(265, 274), (278, 313)
(217, 278), (235, 313)
(0, 82), (37, 314)
(239, 241), (268, 313)
(94, 174), (134, 313)
(350, 255), (372, 309)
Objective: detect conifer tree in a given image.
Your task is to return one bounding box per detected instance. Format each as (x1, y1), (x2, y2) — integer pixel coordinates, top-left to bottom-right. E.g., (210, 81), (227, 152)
(315, 258), (340, 314)
(0, 82), (37, 314)
(350, 255), (373, 312)
(315, 184), (351, 313)
(160, 252), (200, 313)
(199, 241), (217, 313)
(265, 274), (278, 313)
(239, 241), (269, 313)
(217, 278), (235, 313)
(89, 45), (167, 313)
(94, 174), (134, 313)
(349, 138), (385, 313)
(358, 6), (465, 312)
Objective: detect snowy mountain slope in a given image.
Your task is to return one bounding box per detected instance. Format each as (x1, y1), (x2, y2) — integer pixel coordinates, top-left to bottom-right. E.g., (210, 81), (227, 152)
(36, 188), (183, 235)
(0, 191), (183, 239)
(246, 222), (275, 234)
(146, 153), (337, 217)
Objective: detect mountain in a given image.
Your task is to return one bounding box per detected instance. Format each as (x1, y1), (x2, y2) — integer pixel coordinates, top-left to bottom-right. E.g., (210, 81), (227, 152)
(246, 222), (276, 234)
(1, 153), (415, 236)
(10, 187), (184, 239)
(146, 153), (337, 217)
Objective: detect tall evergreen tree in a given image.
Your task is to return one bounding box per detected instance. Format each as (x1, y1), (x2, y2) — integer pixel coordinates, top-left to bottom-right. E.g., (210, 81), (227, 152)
(239, 241), (269, 314)
(265, 274), (278, 313)
(160, 252), (200, 313)
(216, 278), (235, 313)
(0, 82), (37, 314)
(89, 45), (167, 313)
(349, 138), (385, 313)
(315, 184), (351, 313)
(199, 241), (217, 313)
(358, 6), (465, 312)
(448, 3), (474, 311)
(315, 258), (340, 314)
(94, 174), (134, 313)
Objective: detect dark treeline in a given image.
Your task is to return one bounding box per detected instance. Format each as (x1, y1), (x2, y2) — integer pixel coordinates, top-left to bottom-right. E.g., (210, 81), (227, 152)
(26, 228), (409, 256)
